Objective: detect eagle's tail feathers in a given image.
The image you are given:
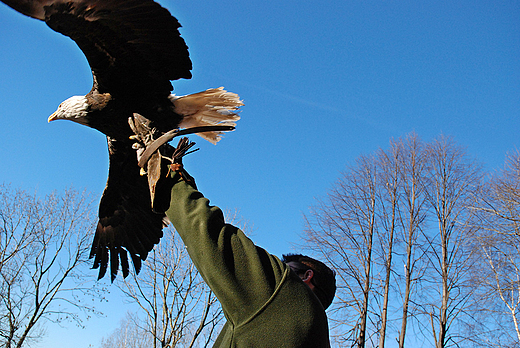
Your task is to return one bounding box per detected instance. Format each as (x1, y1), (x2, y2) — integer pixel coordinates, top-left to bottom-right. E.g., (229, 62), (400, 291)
(172, 87), (243, 144)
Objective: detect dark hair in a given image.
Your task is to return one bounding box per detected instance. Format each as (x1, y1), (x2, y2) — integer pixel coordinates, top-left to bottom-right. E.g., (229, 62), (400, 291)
(282, 254), (336, 309)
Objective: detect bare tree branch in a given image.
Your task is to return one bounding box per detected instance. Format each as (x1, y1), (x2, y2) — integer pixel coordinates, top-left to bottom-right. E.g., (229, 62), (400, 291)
(0, 185), (104, 348)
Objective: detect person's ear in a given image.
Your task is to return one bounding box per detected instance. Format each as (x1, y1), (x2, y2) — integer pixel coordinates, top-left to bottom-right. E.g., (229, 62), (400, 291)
(302, 269), (315, 289)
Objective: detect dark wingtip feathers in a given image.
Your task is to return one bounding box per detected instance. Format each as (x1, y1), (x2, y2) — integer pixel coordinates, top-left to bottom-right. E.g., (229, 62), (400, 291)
(90, 221), (155, 282)
(91, 243), (141, 282)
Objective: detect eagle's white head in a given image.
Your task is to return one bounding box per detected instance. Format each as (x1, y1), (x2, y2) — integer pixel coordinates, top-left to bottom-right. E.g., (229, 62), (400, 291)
(48, 96), (89, 125)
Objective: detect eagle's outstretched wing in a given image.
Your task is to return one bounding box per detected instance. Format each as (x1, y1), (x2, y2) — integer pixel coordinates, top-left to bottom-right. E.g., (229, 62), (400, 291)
(1, 0), (192, 96)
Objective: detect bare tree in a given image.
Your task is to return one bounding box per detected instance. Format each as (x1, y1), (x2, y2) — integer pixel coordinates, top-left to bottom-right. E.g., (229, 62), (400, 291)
(304, 154), (381, 347)
(471, 150), (520, 346)
(100, 311), (154, 348)
(114, 225), (223, 348)
(480, 240), (520, 344)
(374, 134), (429, 348)
(375, 139), (401, 348)
(0, 184), (102, 348)
(421, 136), (483, 348)
(303, 134), (495, 347)
(394, 134), (429, 348)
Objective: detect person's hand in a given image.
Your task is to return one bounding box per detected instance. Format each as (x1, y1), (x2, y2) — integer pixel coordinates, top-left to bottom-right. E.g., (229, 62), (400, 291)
(168, 137), (197, 189)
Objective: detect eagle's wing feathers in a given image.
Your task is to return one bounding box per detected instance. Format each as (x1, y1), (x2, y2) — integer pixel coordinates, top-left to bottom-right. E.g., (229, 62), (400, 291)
(1, 0), (192, 96)
(90, 137), (164, 281)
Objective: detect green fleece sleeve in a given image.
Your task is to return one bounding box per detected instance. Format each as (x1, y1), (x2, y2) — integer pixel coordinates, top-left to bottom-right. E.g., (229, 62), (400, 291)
(165, 179), (287, 325)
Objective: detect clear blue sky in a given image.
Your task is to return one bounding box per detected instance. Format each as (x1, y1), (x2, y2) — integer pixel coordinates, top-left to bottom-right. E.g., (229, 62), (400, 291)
(0, 0), (519, 346)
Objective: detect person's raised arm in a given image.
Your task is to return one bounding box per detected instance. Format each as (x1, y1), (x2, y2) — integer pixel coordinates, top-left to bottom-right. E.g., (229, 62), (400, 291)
(165, 175), (289, 325)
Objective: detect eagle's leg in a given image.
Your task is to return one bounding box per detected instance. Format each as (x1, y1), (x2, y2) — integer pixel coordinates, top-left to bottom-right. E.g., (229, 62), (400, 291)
(129, 112), (234, 169)
(128, 113), (198, 208)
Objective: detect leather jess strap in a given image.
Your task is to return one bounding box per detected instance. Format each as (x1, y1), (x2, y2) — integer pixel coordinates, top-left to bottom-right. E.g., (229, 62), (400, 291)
(137, 125), (234, 168)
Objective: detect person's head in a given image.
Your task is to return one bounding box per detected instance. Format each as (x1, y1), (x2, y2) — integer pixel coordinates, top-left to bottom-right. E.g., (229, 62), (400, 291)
(282, 254), (336, 309)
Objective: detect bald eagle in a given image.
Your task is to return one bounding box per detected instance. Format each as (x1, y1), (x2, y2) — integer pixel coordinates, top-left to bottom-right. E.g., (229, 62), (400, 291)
(0, 0), (242, 281)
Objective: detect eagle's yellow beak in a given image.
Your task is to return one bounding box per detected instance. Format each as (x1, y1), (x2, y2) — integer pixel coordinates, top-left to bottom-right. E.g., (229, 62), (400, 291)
(48, 112), (58, 122)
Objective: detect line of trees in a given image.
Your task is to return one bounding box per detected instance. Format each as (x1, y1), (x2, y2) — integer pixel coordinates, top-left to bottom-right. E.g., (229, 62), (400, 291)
(0, 182), (236, 348)
(2, 133), (519, 347)
(303, 133), (519, 347)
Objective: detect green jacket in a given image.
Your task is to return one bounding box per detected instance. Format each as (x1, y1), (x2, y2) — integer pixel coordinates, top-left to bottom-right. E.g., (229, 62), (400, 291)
(165, 179), (331, 347)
